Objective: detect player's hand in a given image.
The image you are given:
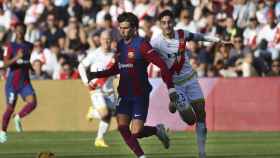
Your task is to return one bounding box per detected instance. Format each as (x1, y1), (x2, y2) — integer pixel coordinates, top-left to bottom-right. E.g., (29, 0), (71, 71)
(16, 49), (24, 59)
(168, 91), (180, 113)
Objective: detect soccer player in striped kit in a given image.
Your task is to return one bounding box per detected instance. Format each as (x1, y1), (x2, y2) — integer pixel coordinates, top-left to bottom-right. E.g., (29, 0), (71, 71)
(150, 10), (231, 158)
(87, 12), (180, 158)
(0, 23), (37, 143)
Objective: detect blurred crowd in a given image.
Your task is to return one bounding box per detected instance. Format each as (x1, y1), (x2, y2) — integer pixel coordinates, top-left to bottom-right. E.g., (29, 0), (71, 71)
(0, 0), (280, 80)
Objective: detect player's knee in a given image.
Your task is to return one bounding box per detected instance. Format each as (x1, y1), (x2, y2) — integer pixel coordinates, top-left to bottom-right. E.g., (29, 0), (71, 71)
(191, 101), (206, 122)
(97, 107), (109, 119)
(6, 106), (15, 113)
(118, 125), (130, 134)
(131, 128), (142, 138)
(29, 101), (37, 109)
(179, 108), (196, 125)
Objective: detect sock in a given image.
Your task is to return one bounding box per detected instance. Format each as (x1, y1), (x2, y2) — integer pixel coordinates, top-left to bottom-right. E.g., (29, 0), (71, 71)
(118, 125), (144, 157)
(92, 109), (101, 119)
(2, 106), (14, 131)
(136, 126), (157, 139)
(18, 102), (37, 118)
(96, 120), (109, 139)
(196, 122), (207, 155)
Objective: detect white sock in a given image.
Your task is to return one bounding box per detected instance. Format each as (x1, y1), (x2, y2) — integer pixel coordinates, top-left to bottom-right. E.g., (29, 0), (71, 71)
(139, 155), (146, 158)
(96, 120), (109, 139)
(91, 109), (101, 119)
(196, 122), (207, 155)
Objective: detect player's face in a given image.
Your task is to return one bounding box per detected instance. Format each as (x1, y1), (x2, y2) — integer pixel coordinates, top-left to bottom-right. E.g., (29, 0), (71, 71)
(15, 25), (25, 40)
(119, 21), (135, 41)
(100, 33), (112, 51)
(160, 16), (174, 37)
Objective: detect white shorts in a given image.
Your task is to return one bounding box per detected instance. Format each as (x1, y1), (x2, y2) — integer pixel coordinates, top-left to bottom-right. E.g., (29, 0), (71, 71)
(174, 77), (204, 112)
(90, 89), (116, 111)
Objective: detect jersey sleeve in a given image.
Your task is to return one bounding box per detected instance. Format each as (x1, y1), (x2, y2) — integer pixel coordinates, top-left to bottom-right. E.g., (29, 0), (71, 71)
(81, 53), (95, 67)
(184, 30), (220, 42)
(3, 44), (12, 62)
(140, 41), (174, 89)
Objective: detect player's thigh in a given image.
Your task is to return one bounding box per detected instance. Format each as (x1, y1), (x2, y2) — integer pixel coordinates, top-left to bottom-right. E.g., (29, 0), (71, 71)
(20, 84), (36, 103)
(104, 93), (116, 110)
(5, 85), (18, 106)
(117, 114), (131, 127)
(90, 90), (109, 116)
(131, 95), (149, 122)
(185, 79), (205, 104)
(116, 96), (132, 119)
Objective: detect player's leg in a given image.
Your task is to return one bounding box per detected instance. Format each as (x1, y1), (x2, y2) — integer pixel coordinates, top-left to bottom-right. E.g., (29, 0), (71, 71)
(89, 90), (111, 147)
(1, 87), (17, 143)
(116, 97), (146, 158)
(187, 79), (207, 158)
(173, 85), (197, 125)
(131, 95), (170, 149)
(14, 85), (37, 132)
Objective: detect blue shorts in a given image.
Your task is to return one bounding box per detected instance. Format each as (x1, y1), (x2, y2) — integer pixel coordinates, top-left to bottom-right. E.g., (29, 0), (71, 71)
(5, 84), (35, 106)
(116, 95), (150, 122)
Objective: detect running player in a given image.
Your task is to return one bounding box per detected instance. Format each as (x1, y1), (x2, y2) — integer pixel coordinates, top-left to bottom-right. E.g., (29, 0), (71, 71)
(0, 23), (37, 143)
(87, 12), (180, 158)
(150, 10), (231, 158)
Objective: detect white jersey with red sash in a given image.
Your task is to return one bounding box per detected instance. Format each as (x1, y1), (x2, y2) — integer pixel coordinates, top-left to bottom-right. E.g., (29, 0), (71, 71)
(151, 29), (204, 111)
(80, 47), (115, 93)
(150, 29), (195, 85)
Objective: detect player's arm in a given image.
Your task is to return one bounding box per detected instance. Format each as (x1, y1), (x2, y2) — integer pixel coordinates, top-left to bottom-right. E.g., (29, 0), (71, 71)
(140, 41), (175, 92)
(87, 56), (119, 81)
(184, 31), (232, 44)
(2, 46), (24, 68)
(78, 54), (92, 86)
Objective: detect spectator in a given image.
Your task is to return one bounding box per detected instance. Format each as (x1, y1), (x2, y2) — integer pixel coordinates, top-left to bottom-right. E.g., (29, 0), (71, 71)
(175, 8), (199, 33)
(243, 16), (259, 49)
(58, 62), (79, 80)
(267, 60), (280, 76)
(64, 16), (87, 54)
(40, 14), (65, 48)
(30, 59), (51, 80)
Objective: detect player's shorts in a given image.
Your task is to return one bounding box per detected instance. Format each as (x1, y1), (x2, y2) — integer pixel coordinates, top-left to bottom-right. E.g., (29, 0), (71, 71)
(116, 94), (150, 122)
(174, 76), (204, 112)
(5, 83), (35, 106)
(90, 89), (116, 111)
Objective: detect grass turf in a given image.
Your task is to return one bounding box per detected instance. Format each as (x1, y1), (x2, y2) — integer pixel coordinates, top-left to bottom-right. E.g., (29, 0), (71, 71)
(0, 131), (280, 158)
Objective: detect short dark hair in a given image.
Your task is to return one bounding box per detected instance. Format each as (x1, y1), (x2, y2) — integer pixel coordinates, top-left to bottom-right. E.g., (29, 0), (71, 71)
(158, 10), (174, 21)
(15, 23), (27, 33)
(117, 12), (139, 28)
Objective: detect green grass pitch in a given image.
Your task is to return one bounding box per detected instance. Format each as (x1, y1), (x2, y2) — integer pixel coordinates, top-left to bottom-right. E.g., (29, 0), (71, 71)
(0, 131), (280, 158)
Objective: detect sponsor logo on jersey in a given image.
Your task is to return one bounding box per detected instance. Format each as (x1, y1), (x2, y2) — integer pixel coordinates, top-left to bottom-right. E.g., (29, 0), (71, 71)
(118, 63), (133, 69)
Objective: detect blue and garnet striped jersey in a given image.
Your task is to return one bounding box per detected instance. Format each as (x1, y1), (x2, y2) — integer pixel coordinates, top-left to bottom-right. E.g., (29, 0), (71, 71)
(93, 36), (174, 97)
(4, 41), (33, 90)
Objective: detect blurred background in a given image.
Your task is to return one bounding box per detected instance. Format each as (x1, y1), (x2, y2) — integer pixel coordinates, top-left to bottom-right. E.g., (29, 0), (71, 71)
(0, 0), (279, 79)
(0, 0), (280, 157)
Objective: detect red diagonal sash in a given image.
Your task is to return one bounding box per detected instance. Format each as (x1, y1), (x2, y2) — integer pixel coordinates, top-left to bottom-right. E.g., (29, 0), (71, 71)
(170, 30), (186, 75)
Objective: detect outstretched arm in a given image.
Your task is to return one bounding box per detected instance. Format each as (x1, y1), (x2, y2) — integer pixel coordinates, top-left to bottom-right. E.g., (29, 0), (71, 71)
(87, 60), (119, 81)
(185, 31), (232, 44)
